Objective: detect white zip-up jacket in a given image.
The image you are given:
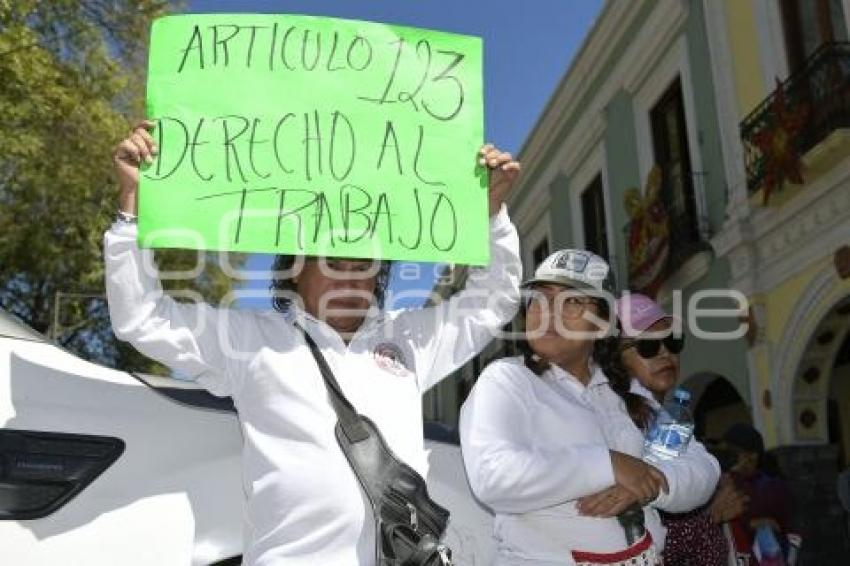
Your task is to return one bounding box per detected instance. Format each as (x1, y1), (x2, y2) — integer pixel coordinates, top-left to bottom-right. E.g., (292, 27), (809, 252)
(103, 205), (521, 566)
(459, 356), (720, 565)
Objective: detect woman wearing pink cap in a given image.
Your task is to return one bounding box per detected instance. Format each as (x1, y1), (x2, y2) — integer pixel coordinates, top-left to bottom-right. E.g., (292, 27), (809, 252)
(460, 250), (719, 565)
(615, 293), (685, 404)
(616, 293), (742, 565)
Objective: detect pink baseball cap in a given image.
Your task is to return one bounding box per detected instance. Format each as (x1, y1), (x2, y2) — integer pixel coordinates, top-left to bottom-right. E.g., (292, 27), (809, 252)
(615, 293), (673, 338)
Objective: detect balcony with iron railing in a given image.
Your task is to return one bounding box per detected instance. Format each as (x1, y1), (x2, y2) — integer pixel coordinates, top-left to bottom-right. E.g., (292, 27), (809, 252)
(740, 42), (850, 199)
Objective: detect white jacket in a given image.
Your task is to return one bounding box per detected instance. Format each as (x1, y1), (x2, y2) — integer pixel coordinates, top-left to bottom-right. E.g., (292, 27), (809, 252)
(459, 356), (720, 565)
(103, 206), (521, 566)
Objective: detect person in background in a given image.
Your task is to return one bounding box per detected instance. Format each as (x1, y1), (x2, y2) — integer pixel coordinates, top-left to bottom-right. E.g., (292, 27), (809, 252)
(721, 423), (794, 564)
(838, 467), (850, 539)
(617, 292), (744, 565)
(460, 251), (719, 565)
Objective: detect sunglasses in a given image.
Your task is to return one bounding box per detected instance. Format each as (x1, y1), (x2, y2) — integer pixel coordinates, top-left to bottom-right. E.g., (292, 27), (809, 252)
(623, 335), (685, 359)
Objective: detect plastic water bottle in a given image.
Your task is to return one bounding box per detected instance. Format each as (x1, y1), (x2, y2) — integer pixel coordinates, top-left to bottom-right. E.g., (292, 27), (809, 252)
(644, 388), (694, 463)
(752, 525), (786, 566)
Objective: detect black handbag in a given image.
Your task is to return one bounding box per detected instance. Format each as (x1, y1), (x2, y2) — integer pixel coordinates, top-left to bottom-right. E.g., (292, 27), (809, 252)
(299, 327), (453, 566)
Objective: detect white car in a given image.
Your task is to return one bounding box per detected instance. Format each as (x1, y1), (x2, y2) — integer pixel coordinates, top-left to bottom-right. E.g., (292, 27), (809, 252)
(0, 310), (495, 565)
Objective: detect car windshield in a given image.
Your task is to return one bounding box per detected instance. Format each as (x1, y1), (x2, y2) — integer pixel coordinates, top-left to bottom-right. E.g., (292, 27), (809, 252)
(0, 310), (48, 343)
(0, 306), (171, 377)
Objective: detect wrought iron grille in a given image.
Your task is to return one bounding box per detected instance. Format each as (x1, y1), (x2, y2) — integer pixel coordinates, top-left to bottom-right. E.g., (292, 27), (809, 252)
(740, 42), (850, 195)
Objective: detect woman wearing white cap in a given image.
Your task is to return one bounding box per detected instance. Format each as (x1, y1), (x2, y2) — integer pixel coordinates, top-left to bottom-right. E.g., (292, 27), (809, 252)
(460, 250), (719, 565)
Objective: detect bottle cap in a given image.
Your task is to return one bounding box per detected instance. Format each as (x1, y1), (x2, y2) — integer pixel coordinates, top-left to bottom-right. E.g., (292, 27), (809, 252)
(673, 388), (691, 402)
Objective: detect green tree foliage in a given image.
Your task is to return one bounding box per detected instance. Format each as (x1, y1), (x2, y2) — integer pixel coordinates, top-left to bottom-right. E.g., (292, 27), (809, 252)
(0, 1), (246, 374)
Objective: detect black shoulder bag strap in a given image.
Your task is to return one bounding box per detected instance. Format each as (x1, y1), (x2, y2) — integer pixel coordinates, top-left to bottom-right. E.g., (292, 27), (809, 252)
(297, 324), (452, 566)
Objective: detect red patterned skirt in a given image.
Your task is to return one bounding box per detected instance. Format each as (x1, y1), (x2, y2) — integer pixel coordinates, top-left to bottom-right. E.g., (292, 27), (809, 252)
(661, 507), (728, 565)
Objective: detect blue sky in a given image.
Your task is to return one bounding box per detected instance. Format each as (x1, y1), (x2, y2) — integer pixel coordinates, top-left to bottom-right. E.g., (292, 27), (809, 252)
(182, 0), (604, 308)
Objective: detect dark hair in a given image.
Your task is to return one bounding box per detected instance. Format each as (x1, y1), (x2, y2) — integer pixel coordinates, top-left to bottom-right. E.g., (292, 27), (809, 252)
(723, 423), (784, 476)
(516, 296), (654, 430)
(269, 255), (393, 313)
(597, 329), (655, 430)
(722, 423), (765, 454)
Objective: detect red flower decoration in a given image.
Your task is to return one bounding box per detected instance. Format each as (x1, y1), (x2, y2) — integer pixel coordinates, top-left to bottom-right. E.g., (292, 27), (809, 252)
(751, 78), (809, 204)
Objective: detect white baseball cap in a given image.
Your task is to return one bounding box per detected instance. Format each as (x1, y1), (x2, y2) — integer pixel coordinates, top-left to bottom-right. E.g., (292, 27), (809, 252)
(522, 249), (615, 293)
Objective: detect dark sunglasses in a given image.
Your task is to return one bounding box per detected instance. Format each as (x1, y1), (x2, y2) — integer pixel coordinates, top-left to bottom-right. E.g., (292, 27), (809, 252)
(624, 335), (685, 359)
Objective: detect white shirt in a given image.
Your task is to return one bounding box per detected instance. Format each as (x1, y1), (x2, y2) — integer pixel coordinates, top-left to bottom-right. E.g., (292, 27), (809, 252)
(459, 356), (720, 565)
(103, 206), (521, 565)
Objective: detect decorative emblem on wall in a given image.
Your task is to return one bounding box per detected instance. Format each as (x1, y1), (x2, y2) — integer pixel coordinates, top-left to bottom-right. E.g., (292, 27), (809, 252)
(624, 165), (669, 297)
(799, 408), (817, 429)
(802, 367), (821, 385)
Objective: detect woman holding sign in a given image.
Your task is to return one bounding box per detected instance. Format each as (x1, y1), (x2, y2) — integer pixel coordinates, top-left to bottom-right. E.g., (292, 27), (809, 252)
(106, 119), (521, 565)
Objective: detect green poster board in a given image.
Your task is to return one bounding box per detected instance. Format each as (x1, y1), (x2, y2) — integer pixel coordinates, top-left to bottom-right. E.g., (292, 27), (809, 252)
(140, 14), (488, 264)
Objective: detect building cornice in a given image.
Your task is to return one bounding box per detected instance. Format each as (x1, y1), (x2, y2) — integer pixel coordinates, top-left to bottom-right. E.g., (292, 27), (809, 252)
(516, 0), (641, 167)
(510, 0), (689, 226)
(509, 0), (646, 214)
(715, 159), (850, 295)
